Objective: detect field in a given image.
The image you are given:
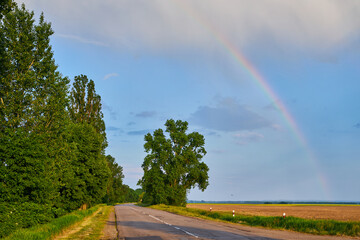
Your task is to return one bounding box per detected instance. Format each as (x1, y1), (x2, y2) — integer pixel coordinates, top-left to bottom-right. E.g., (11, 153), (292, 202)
(187, 203), (360, 221)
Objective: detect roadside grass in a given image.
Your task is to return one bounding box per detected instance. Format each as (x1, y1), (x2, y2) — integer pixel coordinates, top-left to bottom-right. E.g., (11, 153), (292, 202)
(57, 205), (113, 240)
(150, 204), (360, 237)
(3, 205), (102, 240)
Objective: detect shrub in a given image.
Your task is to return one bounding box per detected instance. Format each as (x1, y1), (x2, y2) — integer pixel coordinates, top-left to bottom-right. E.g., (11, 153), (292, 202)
(0, 202), (65, 238)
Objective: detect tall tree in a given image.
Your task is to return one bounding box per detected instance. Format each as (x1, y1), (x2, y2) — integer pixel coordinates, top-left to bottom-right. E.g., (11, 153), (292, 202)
(69, 74), (106, 148)
(138, 119), (209, 206)
(66, 75), (110, 209)
(0, 4), (69, 205)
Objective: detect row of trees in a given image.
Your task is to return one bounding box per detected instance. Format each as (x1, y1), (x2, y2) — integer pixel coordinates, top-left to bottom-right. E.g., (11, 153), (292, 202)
(0, 0), (210, 236)
(0, 2), (134, 237)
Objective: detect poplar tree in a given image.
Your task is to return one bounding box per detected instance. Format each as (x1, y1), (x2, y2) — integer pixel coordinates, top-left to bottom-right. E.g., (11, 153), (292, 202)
(69, 74), (106, 148)
(0, 4), (69, 204)
(66, 75), (110, 209)
(138, 119), (209, 206)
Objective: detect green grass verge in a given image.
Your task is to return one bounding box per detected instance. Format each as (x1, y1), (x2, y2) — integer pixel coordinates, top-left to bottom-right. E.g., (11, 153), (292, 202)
(63, 205), (113, 240)
(3, 205), (100, 240)
(149, 204), (360, 237)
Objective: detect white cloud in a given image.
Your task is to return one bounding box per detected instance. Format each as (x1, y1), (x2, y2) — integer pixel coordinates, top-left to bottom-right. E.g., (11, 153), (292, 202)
(103, 73), (119, 80)
(16, 0), (360, 54)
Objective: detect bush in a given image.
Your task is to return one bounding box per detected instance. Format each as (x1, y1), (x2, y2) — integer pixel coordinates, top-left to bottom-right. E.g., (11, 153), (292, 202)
(4, 205), (99, 240)
(0, 202), (65, 238)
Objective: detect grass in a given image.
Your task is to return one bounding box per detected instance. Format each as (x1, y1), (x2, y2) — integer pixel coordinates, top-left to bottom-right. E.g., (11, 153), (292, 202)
(59, 205), (113, 240)
(149, 204), (360, 237)
(3, 205), (102, 240)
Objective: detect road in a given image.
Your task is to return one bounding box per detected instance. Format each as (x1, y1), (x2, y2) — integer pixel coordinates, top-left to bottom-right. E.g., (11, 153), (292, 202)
(114, 204), (354, 240)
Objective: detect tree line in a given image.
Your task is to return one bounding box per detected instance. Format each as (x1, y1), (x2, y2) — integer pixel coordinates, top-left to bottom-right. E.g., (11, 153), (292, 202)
(0, 1), (210, 238)
(0, 2), (139, 237)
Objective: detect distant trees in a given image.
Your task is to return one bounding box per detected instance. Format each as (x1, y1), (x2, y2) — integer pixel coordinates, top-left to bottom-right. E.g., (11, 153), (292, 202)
(104, 155), (124, 204)
(138, 119), (209, 206)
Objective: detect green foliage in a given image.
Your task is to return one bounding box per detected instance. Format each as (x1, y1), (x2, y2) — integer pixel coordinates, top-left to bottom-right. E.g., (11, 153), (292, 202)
(0, 3), (69, 208)
(0, 4), (69, 134)
(0, 0), (14, 20)
(151, 205), (360, 237)
(0, 202), (63, 238)
(0, 3), (119, 238)
(122, 185), (142, 203)
(0, 130), (59, 204)
(3, 205), (99, 240)
(69, 74), (107, 149)
(138, 119), (209, 206)
(58, 122), (110, 210)
(103, 155), (124, 204)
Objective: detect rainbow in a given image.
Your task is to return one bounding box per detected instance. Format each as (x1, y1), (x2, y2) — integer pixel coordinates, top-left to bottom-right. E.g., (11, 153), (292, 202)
(172, 0), (331, 199)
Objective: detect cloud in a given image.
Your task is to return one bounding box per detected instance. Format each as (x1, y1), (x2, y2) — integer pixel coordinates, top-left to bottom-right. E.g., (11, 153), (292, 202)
(234, 131), (264, 145)
(20, 0), (360, 54)
(127, 129), (152, 136)
(103, 73), (119, 80)
(190, 98), (272, 132)
(106, 126), (121, 131)
(135, 111), (157, 118)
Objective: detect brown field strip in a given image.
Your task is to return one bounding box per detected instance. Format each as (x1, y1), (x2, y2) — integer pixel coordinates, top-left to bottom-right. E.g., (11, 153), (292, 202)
(187, 204), (360, 221)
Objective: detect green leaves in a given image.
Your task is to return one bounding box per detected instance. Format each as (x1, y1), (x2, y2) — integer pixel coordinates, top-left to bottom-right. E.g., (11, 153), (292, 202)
(0, 4), (116, 237)
(139, 119), (209, 206)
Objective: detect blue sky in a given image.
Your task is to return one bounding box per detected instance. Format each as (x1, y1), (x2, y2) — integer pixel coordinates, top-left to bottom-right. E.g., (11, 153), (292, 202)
(17, 0), (360, 201)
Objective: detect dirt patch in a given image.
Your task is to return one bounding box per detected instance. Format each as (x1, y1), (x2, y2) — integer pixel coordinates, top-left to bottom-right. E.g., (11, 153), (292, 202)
(187, 204), (360, 221)
(54, 207), (104, 240)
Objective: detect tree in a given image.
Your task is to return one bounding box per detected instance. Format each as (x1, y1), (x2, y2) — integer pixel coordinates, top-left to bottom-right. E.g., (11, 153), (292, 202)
(104, 155), (124, 204)
(138, 119), (209, 206)
(66, 75), (110, 209)
(60, 123), (110, 209)
(0, 0), (14, 20)
(0, 4), (69, 205)
(69, 74), (106, 149)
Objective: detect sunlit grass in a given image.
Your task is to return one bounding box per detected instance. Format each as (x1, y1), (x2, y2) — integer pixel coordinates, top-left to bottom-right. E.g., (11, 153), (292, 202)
(63, 205), (113, 240)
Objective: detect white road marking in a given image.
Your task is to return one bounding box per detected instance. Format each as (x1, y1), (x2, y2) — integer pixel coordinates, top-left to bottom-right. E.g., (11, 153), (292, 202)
(129, 206), (199, 238)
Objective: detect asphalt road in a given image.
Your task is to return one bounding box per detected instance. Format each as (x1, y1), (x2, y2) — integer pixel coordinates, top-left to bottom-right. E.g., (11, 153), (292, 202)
(114, 204), (354, 240)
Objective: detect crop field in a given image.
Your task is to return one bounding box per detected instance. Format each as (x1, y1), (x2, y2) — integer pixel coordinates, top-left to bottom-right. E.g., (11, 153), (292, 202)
(187, 203), (360, 221)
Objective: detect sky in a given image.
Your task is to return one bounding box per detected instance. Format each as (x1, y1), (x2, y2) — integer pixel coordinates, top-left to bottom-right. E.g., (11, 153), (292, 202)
(15, 0), (360, 201)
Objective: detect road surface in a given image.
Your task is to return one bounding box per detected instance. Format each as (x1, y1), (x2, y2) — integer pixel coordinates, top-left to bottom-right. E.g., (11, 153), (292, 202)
(114, 204), (355, 240)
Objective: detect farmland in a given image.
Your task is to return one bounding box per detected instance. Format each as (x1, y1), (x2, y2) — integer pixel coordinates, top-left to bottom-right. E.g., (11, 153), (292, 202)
(187, 203), (360, 221)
